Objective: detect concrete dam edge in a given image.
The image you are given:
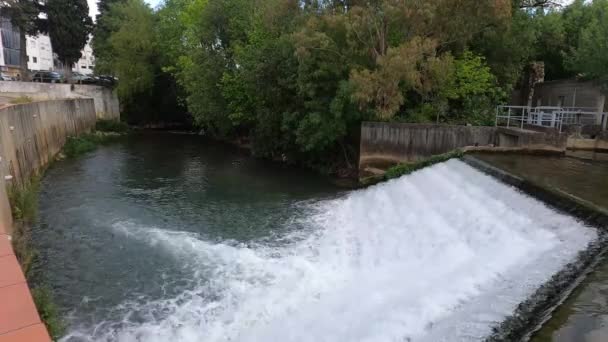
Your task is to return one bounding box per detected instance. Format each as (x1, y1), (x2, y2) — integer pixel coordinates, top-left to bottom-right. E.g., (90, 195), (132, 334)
(0, 99), (97, 342)
(462, 156), (608, 342)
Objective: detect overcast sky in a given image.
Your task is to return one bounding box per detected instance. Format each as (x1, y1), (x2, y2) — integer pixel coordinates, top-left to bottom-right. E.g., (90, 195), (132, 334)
(87, 0), (162, 19)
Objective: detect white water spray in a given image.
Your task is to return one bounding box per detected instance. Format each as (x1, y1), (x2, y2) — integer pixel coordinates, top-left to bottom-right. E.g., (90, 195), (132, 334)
(63, 159), (597, 342)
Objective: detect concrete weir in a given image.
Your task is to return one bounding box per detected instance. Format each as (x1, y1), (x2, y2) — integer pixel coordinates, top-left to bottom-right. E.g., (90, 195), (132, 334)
(462, 156), (608, 341)
(0, 99), (97, 342)
(359, 122), (568, 173)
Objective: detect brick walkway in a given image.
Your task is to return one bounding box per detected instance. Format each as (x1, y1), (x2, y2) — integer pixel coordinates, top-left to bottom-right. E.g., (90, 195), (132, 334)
(0, 224), (50, 341)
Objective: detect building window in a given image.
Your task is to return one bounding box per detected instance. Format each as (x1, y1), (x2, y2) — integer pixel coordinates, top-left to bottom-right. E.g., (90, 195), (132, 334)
(33, 56), (37, 63)
(27, 56), (30, 62)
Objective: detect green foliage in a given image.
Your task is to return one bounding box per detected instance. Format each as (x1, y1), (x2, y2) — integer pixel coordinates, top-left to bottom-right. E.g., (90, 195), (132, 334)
(63, 135), (98, 157)
(62, 131), (125, 158)
(31, 286), (65, 340)
(7, 177), (40, 278)
(46, 0), (93, 70)
(384, 150), (465, 180)
(360, 150), (465, 186)
(6, 166), (64, 340)
(568, 0), (608, 81)
(92, 0), (127, 75)
(93, 0), (608, 172)
(107, 0), (157, 99)
(7, 177), (40, 223)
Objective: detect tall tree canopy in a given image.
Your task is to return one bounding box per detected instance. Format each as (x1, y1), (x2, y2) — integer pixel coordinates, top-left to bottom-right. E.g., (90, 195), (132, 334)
(92, 0), (127, 75)
(46, 0), (93, 81)
(92, 0), (608, 172)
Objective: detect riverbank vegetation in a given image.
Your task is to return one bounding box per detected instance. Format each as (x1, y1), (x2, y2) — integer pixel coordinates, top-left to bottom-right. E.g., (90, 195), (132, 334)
(63, 120), (130, 157)
(7, 177), (65, 339)
(361, 150), (465, 186)
(94, 0), (608, 174)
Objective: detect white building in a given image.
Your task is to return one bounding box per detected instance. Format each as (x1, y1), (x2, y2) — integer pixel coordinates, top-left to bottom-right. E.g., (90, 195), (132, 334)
(26, 34), (53, 71)
(72, 41), (95, 75)
(1, 20), (96, 77)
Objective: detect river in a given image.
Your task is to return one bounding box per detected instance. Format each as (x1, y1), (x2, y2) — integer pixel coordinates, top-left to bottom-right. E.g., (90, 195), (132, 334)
(32, 133), (599, 342)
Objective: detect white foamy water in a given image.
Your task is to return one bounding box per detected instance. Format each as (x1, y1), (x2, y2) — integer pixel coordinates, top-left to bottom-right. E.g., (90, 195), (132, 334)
(63, 159), (597, 342)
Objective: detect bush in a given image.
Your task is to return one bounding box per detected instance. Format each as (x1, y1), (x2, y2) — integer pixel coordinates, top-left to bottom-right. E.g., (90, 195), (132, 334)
(384, 150), (464, 180)
(95, 119), (129, 133)
(63, 135), (99, 158)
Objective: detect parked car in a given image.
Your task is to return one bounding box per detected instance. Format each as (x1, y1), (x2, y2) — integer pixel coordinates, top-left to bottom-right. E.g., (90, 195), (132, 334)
(94, 75), (118, 87)
(32, 71), (64, 83)
(72, 72), (95, 84)
(0, 73), (15, 81)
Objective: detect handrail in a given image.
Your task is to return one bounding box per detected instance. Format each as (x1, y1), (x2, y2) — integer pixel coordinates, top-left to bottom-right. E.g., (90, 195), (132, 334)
(496, 105), (608, 132)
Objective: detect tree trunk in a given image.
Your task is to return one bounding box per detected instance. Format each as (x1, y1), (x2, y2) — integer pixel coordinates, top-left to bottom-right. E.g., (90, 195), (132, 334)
(19, 31), (29, 81)
(63, 61), (72, 84)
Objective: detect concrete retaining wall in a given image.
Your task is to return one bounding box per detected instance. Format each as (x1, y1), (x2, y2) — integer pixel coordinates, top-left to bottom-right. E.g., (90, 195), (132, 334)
(0, 100), (95, 342)
(359, 122), (496, 169)
(0, 99), (97, 233)
(0, 81), (119, 120)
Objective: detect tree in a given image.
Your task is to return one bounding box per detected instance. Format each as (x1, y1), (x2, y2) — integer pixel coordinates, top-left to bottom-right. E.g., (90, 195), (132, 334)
(0, 0), (45, 80)
(106, 0), (157, 98)
(92, 0), (127, 75)
(568, 0), (608, 81)
(46, 0), (93, 82)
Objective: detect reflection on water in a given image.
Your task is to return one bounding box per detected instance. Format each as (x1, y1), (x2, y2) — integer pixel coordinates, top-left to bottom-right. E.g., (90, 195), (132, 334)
(532, 259), (608, 342)
(474, 154), (608, 210)
(474, 153), (608, 342)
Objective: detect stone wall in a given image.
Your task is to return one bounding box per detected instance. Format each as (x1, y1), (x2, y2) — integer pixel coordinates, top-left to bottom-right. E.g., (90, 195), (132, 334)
(359, 122), (497, 169)
(0, 81), (119, 120)
(0, 99), (97, 232)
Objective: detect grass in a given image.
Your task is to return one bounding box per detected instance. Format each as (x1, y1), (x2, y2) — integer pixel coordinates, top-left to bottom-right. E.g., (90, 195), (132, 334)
(9, 95), (34, 104)
(361, 150), (465, 186)
(7, 177), (65, 339)
(7, 177), (40, 276)
(31, 286), (65, 338)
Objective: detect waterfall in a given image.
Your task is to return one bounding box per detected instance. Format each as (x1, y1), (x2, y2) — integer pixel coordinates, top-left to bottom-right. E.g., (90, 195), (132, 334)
(62, 159), (596, 342)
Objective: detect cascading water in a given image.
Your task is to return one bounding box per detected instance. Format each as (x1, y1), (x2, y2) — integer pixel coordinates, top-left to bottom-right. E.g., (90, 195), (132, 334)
(58, 158), (596, 342)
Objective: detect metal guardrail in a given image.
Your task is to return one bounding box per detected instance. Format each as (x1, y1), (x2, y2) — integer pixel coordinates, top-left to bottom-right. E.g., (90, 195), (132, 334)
(496, 106), (608, 132)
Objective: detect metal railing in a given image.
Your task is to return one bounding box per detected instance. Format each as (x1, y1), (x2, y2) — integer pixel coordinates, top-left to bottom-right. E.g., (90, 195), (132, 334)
(496, 105), (608, 132)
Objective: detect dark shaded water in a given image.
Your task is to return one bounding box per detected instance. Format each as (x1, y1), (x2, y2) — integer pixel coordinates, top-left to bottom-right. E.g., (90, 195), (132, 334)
(475, 153), (608, 342)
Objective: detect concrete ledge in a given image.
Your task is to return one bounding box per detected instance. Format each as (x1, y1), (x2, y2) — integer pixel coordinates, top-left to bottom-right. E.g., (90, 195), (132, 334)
(0, 235), (51, 342)
(0, 81), (119, 120)
(463, 155), (608, 342)
(359, 122), (568, 170)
